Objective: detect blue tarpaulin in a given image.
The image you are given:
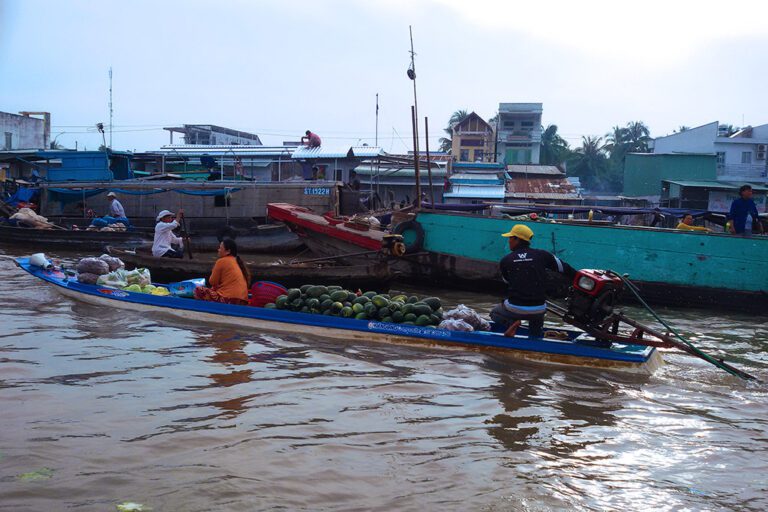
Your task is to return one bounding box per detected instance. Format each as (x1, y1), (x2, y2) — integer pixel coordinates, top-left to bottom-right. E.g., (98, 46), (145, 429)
(6, 187), (37, 206)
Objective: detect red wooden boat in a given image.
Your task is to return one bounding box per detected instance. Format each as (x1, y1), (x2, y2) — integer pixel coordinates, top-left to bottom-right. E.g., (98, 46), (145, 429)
(267, 203), (384, 258)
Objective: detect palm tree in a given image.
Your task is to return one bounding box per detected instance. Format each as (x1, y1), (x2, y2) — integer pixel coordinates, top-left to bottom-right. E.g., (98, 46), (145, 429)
(439, 109), (469, 152)
(539, 124), (569, 165)
(604, 125), (627, 157)
(625, 121), (651, 153)
(567, 136), (611, 190)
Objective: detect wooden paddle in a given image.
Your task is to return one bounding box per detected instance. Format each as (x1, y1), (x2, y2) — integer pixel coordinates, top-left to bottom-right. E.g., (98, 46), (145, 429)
(180, 214), (194, 260)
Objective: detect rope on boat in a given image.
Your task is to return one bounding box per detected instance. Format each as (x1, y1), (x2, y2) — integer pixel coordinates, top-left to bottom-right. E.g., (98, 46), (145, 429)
(619, 275), (759, 382)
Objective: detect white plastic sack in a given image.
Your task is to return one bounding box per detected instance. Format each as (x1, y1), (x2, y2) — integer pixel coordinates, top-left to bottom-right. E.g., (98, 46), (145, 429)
(124, 268), (151, 287)
(443, 304), (491, 332)
(96, 269), (128, 289)
(77, 272), (100, 285)
(10, 208), (52, 229)
(76, 257), (110, 276)
(438, 318), (474, 332)
(98, 254), (125, 271)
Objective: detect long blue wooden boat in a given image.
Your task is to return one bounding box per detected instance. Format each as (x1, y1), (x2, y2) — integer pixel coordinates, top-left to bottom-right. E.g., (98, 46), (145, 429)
(15, 257), (661, 373)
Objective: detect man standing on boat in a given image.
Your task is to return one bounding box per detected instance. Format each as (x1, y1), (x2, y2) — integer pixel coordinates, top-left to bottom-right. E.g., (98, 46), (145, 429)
(491, 224), (576, 339)
(106, 192), (128, 222)
(301, 130), (322, 148)
(728, 185), (763, 236)
(153, 209), (185, 258)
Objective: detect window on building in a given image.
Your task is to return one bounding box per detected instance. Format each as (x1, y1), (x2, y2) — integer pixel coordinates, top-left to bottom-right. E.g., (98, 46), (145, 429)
(716, 152), (725, 165)
(520, 121), (534, 127)
(474, 150), (484, 162)
(461, 138), (484, 147)
(502, 121), (516, 129)
(459, 149), (470, 161)
(741, 151), (752, 164)
(4, 132), (11, 150)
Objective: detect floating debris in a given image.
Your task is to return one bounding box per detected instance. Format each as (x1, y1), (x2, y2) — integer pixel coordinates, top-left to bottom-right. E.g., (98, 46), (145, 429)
(17, 467), (54, 481)
(116, 502), (149, 512)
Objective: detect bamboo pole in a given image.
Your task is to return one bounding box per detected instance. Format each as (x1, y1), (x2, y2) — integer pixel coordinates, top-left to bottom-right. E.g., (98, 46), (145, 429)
(411, 106), (421, 207)
(425, 116), (435, 207)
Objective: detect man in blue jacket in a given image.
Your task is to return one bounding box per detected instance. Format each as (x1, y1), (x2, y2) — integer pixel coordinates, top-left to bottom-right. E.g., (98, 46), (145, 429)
(728, 185), (763, 235)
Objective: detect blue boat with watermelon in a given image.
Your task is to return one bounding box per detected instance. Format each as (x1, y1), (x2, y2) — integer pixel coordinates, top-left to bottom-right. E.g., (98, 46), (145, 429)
(9, 254), (757, 381)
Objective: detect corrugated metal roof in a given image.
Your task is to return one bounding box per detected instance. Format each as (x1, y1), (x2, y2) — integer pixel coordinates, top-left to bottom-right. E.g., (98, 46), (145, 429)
(452, 162), (505, 170)
(444, 184), (505, 199)
(449, 173), (503, 184)
(664, 180), (768, 191)
(506, 164), (564, 176)
(291, 146), (353, 159)
(505, 177), (580, 199)
(157, 145), (293, 157)
(505, 192), (581, 200)
(350, 146), (385, 158)
(353, 165), (448, 177)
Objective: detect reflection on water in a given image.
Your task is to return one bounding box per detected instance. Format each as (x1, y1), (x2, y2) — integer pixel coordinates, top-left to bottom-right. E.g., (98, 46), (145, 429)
(0, 250), (767, 511)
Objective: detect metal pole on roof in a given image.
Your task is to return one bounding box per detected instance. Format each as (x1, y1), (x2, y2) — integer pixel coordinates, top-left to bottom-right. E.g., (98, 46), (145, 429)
(411, 105), (421, 207)
(425, 116), (435, 206)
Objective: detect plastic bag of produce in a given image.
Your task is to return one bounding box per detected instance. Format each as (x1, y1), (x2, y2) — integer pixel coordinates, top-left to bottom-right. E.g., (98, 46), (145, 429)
(98, 254), (125, 271)
(76, 257), (110, 276)
(438, 318), (474, 332)
(124, 268), (151, 287)
(443, 304), (491, 331)
(76, 272), (100, 285)
(169, 278), (205, 298)
(96, 269), (128, 288)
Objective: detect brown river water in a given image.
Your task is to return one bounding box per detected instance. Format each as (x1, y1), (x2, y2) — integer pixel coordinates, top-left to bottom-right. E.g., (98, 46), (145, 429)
(0, 247), (766, 511)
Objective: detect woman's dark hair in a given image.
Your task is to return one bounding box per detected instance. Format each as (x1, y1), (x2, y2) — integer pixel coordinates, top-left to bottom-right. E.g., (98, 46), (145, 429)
(221, 238), (251, 285)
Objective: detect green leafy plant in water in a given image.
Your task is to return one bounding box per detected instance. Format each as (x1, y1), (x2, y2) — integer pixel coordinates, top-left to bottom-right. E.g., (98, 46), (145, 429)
(17, 467), (54, 481)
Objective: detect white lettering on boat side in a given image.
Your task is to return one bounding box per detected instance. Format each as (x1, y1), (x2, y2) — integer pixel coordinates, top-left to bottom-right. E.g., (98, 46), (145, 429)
(367, 322), (452, 338)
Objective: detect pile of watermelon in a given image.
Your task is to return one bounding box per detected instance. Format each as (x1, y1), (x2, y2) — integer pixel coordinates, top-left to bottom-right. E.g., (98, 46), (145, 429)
(265, 285), (443, 327)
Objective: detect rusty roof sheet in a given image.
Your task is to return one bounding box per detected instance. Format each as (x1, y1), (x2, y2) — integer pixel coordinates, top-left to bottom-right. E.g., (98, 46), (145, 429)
(505, 177), (580, 199)
(506, 164), (564, 176)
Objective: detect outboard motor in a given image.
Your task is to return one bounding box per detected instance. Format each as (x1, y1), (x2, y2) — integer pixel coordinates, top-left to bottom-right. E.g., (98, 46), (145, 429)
(566, 269), (623, 327)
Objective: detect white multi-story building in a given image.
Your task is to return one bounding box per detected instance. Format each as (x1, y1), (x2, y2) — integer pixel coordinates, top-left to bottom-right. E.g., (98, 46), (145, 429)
(653, 121), (768, 182)
(0, 111), (50, 150)
(495, 103), (542, 165)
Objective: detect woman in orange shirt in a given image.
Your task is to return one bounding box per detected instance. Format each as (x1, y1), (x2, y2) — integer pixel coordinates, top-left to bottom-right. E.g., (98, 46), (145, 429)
(194, 238), (251, 305)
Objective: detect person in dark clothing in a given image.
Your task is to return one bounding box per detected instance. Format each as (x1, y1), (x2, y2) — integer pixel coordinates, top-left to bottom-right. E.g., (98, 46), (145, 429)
(348, 170), (361, 191)
(728, 185), (763, 235)
(490, 224), (576, 338)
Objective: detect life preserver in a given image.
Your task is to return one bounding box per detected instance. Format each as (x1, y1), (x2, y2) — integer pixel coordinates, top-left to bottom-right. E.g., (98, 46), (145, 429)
(392, 219), (424, 254)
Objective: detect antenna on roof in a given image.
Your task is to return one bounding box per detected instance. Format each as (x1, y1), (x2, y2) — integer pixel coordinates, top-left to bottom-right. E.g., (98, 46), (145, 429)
(108, 67), (113, 148)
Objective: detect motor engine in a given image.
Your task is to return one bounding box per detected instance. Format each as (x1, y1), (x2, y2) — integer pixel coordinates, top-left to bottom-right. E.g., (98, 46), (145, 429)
(566, 269), (623, 326)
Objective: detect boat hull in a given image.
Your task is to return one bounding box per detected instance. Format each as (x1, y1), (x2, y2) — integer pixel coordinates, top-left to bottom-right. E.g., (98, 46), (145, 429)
(0, 224), (147, 251)
(107, 247), (394, 290)
(408, 212), (768, 312)
(17, 258), (661, 373)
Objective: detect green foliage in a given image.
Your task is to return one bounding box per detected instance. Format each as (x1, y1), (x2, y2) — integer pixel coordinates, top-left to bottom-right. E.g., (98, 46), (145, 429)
(539, 124), (570, 166)
(562, 120), (652, 192)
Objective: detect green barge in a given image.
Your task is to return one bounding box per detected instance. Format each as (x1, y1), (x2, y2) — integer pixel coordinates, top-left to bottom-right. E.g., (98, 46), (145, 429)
(401, 212), (767, 311)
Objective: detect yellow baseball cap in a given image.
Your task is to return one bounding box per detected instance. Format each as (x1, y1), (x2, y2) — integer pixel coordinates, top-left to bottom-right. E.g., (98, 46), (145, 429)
(501, 224), (533, 242)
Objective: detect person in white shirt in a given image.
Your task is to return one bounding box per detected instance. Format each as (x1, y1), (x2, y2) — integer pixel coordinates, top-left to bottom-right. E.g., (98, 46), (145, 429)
(106, 192), (127, 220)
(152, 209), (185, 258)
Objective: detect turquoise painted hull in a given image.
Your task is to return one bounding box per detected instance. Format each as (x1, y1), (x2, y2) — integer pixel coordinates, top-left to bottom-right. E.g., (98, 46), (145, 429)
(408, 212), (768, 309)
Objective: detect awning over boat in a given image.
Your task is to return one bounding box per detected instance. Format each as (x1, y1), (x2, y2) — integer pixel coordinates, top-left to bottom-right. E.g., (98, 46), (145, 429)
(444, 185), (505, 199)
(496, 205), (713, 217)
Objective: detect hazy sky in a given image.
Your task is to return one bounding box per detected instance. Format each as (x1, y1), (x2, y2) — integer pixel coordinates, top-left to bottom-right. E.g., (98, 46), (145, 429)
(2, 0), (767, 152)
